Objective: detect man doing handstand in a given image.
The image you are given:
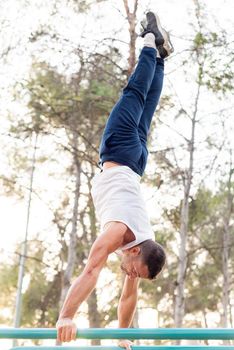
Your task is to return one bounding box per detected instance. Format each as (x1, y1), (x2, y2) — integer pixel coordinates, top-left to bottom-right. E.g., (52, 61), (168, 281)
(56, 11), (173, 345)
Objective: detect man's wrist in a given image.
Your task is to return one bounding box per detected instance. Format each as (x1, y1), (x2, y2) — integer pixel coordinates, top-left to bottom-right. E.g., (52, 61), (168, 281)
(58, 313), (74, 321)
(58, 316), (72, 320)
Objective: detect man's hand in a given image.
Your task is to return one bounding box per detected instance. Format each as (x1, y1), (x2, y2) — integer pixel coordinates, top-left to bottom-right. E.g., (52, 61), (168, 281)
(56, 318), (77, 342)
(118, 339), (134, 350)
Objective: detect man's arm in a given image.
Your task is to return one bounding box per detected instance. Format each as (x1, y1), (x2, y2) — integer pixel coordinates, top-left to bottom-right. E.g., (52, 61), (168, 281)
(118, 276), (139, 328)
(117, 276), (139, 350)
(56, 222), (127, 342)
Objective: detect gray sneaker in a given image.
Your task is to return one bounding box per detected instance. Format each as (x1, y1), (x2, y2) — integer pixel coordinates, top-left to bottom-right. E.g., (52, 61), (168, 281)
(140, 11), (174, 59)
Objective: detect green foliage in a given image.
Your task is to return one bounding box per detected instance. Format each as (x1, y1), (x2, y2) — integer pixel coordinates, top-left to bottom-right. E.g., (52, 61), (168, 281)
(71, 0), (109, 13)
(189, 187), (219, 228)
(22, 268), (61, 327)
(0, 259), (18, 323)
(139, 181), (234, 326)
(26, 63), (78, 133)
(194, 32), (208, 48)
(205, 70), (233, 94)
(186, 260), (222, 314)
(187, 183), (233, 315)
(190, 11), (234, 94)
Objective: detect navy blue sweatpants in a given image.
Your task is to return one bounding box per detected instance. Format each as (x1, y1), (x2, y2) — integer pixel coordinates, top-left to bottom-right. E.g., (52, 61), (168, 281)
(99, 47), (164, 177)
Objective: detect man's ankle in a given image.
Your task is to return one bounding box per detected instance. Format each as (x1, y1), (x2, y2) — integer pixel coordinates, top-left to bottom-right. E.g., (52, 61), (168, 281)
(143, 33), (160, 57)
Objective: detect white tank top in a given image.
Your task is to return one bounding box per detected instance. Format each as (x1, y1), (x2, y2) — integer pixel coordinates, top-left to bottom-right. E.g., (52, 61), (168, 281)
(91, 165), (154, 250)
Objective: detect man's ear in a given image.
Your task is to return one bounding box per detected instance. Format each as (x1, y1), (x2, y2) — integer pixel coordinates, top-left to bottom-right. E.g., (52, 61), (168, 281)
(129, 246), (141, 256)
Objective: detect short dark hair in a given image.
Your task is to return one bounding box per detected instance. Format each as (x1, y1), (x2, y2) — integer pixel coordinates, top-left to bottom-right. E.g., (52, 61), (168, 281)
(139, 240), (166, 279)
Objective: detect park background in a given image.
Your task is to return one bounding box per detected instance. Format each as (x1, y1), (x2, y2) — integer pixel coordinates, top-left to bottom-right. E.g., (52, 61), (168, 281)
(0, 0), (233, 348)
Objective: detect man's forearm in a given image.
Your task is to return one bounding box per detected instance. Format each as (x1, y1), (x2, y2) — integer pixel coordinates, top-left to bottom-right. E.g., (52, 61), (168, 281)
(118, 277), (139, 328)
(118, 294), (138, 328)
(59, 269), (99, 319)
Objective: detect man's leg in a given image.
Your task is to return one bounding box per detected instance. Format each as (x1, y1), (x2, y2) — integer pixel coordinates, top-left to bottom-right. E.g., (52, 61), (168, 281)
(99, 35), (157, 176)
(137, 57), (164, 175)
(136, 9), (175, 175)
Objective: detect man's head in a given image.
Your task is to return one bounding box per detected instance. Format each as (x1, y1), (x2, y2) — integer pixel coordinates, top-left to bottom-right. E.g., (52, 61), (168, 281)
(120, 240), (166, 280)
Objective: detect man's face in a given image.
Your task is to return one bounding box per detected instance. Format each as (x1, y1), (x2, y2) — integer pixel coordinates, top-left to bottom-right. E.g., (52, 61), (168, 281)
(120, 247), (149, 279)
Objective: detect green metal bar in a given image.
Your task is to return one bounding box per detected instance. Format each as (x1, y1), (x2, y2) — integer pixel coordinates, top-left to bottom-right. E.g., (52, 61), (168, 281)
(8, 347), (234, 350)
(1, 328), (234, 340)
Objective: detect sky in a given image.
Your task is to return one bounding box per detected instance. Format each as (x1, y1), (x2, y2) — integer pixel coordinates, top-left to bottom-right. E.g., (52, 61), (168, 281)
(0, 0), (233, 341)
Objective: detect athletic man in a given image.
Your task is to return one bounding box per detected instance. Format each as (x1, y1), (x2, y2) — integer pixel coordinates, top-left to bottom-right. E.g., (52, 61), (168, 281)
(56, 11), (173, 347)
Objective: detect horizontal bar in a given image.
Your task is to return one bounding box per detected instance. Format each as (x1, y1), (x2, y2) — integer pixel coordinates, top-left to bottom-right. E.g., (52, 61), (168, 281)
(9, 347), (234, 350)
(1, 328), (234, 340)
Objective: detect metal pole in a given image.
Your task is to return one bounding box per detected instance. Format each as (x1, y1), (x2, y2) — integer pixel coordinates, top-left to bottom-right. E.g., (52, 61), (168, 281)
(13, 133), (38, 345)
(1, 328), (234, 340)
(7, 346), (234, 350)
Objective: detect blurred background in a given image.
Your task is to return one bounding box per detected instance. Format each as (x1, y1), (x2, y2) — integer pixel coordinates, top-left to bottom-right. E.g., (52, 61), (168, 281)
(0, 0), (233, 348)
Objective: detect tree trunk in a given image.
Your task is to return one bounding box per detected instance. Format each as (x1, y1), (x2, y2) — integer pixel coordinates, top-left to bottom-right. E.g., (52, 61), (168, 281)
(57, 134), (81, 347)
(174, 184), (189, 328)
(174, 84), (200, 330)
(222, 228), (230, 328)
(87, 289), (101, 345)
(132, 307), (139, 328)
(202, 310), (209, 345)
(221, 164), (233, 342)
(123, 0), (138, 76)
(86, 166), (101, 345)
(59, 155), (81, 309)
(132, 308), (140, 345)
(56, 154), (81, 345)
